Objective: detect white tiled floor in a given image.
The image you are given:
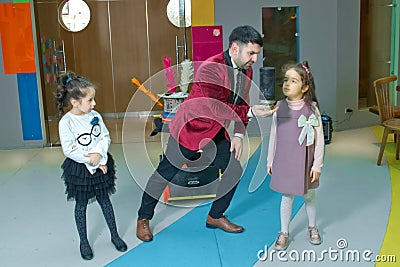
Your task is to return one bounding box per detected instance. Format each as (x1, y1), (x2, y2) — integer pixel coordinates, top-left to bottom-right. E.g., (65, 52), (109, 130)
(0, 127), (394, 267)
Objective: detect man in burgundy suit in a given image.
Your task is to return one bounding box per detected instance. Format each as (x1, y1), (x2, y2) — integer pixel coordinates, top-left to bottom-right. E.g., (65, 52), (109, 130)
(136, 25), (277, 242)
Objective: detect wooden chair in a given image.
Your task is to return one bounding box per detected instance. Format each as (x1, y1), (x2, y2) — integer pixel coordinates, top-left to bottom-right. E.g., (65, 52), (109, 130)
(374, 75), (400, 165)
(369, 84), (400, 117)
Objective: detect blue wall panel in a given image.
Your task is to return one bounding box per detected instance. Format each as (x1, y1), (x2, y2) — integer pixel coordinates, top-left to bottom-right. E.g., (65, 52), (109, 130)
(17, 73), (42, 140)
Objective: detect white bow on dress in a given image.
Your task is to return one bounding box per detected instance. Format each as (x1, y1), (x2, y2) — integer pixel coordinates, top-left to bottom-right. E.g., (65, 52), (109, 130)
(298, 114), (319, 146)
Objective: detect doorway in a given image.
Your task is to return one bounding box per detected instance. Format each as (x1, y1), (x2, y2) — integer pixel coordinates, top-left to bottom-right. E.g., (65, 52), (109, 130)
(358, 0), (398, 109)
(262, 6), (299, 101)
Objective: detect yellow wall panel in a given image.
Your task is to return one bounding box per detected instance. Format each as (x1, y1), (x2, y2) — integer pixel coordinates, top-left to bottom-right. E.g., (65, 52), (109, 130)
(192, 0), (214, 26)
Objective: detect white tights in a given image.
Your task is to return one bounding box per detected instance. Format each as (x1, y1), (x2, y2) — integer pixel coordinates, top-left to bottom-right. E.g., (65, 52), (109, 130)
(280, 189), (316, 233)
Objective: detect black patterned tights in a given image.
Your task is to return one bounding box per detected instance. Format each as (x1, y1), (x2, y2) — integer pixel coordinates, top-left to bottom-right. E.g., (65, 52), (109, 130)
(74, 195), (121, 248)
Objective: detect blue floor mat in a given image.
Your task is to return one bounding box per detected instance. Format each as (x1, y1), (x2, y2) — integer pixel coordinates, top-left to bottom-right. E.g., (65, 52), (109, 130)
(107, 146), (304, 267)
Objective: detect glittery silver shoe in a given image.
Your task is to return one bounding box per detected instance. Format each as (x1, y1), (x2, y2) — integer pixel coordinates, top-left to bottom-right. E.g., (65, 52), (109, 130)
(274, 232), (289, 250)
(308, 226), (322, 245)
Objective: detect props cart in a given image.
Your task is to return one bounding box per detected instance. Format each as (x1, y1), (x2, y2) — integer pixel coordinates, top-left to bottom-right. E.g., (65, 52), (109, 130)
(155, 93), (221, 203)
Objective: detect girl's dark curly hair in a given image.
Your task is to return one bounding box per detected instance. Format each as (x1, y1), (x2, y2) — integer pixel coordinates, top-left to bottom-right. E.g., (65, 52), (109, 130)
(282, 60), (318, 112)
(54, 71), (95, 117)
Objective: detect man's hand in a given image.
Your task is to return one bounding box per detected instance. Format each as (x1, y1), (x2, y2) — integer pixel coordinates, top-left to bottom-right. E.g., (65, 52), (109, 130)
(251, 104), (279, 117)
(230, 136), (243, 160)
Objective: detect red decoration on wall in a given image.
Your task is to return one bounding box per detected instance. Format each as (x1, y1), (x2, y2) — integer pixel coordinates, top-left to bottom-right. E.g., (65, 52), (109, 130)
(192, 25), (223, 62)
(192, 26), (223, 75)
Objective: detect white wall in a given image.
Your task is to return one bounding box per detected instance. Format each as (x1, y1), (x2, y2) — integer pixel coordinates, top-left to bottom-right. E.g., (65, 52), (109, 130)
(0, 40), (25, 149)
(214, 0), (380, 132)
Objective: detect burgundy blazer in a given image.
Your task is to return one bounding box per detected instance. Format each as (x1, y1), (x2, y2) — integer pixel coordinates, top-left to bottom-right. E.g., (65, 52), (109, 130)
(169, 51), (252, 151)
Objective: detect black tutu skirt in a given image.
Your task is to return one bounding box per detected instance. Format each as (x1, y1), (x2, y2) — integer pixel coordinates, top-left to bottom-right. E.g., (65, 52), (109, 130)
(61, 153), (116, 203)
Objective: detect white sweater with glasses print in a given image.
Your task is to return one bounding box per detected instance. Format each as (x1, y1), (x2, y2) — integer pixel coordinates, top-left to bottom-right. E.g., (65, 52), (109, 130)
(59, 110), (110, 174)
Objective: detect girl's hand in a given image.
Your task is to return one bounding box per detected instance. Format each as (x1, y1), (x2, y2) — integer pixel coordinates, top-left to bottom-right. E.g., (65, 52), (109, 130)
(98, 164), (108, 174)
(267, 166), (272, 176)
(310, 170), (321, 183)
(84, 153), (101, 166)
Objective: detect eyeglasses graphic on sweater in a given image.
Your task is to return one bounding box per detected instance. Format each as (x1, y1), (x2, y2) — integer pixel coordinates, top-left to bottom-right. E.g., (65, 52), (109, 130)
(77, 123), (101, 146)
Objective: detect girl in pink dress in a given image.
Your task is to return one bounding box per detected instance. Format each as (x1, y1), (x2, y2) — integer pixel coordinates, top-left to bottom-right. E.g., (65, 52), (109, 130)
(267, 61), (324, 250)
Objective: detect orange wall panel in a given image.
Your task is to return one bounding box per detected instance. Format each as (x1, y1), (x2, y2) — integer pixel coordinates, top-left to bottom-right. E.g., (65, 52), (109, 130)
(0, 3), (35, 74)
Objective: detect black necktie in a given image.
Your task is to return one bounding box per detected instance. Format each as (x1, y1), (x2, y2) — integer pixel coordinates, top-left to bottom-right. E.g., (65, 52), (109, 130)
(234, 68), (243, 104)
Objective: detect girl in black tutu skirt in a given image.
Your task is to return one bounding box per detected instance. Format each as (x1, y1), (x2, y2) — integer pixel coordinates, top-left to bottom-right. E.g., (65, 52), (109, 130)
(55, 71), (127, 260)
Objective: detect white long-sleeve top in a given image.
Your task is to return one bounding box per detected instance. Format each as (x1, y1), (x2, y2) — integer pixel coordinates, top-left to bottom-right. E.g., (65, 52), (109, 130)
(267, 98), (324, 173)
(58, 110), (110, 174)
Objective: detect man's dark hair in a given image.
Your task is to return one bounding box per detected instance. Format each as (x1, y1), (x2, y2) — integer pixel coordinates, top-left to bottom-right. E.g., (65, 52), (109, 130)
(229, 25), (263, 48)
